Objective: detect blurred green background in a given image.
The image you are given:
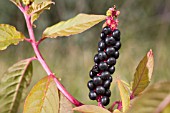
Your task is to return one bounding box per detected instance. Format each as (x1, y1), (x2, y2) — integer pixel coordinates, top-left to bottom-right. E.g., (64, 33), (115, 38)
(0, 0), (170, 112)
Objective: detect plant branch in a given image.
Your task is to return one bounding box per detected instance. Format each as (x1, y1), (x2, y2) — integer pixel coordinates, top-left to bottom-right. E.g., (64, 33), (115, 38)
(28, 56), (38, 61)
(108, 101), (120, 112)
(97, 97), (104, 108)
(20, 5), (83, 107)
(117, 101), (122, 110)
(37, 37), (47, 46)
(24, 38), (33, 43)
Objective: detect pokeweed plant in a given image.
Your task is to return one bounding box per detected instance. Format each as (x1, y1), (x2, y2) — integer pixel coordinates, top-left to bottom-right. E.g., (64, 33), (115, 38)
(0, 0), (170, 113)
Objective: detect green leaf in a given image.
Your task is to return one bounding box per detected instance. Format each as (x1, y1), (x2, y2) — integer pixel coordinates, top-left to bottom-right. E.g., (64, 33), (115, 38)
(161, 104), (170, 113)
(121, 80), (131, 91)
(33, 0), (52, 5)
(126, 82), (170, 113)
(73, 105), (111, 113)
(113, 109), (122, 113)
(43, 13), (106, 38)
(59, 92), (73, 113)
(0, 24), (25, 50)
(23, 75), (59, 113)
(27, 0), (54, 24)
(31, 11), (43, 25)
(0, 58), (33, 113)
(117, 79), (130, 112)
(132, 49), (154, 96)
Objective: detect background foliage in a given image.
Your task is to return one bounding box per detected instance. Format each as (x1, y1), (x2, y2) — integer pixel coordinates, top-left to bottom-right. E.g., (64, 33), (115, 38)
(0, 0), (170, 112)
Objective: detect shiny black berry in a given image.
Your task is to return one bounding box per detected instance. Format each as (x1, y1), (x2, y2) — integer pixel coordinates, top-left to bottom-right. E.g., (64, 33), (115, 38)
(114, 41), (121, 50)
(94, 54), (100, 64)
(108, 76), (113, 82)
(106, 47), (115, 57)
(98, 51), (107, 60)
(93, 76), (103, 86)
(112, 29), (120, 41)
(89, 70), (96, 79)
(101, 71), (110, 80)
(102, 26), (112, 35)
(98, 40), (106, 51)
(96, 86), (106, 95)
(98, 47), (103, 52)
(87, 80), (95, 90)
(105, 36), (116, 46)
(105, 89), (111, 97)
(92, 65), (100, 73)
(114, 51), (119, 59)
(107, 57), (116, 66)
(101, 96), (110, 106)
(99, 62), (108, 71)
(100, 32), (106, 40)
(108, 66), (115, 74)
(89, 91), (97, 100)
(103, 80), (111, 89)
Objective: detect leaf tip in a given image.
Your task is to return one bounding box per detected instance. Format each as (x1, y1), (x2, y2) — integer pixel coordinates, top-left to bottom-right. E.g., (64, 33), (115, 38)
(147, 49), (154, 58)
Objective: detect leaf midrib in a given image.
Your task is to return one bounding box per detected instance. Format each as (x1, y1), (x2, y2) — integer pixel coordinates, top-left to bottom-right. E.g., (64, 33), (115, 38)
(132, 62), (147, 96)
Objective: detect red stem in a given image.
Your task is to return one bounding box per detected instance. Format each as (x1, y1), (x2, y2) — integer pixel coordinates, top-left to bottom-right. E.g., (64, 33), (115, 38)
(117, 101), (122, 110)
(108, 101), (119, 112)
(97, 97), (104, 108)
(19, 5), (83, 107)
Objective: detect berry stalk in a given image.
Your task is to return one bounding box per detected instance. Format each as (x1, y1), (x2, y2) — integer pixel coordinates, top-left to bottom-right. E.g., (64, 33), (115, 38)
(18, 4), (83, 107)
(87, 6), (121, 106)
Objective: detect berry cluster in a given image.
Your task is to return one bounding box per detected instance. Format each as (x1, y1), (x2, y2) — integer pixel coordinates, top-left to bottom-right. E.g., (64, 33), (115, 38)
(87, 26), (121, 106)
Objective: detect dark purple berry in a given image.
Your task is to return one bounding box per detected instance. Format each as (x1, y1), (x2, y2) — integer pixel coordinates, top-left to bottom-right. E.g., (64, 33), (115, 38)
(96, 86), (106, 95)
(107, 57), (116, 66)
(108, 76), (112, 82)
(87, 80), (95, 90)
(114, 51), (119, 59)
(101, 96), (110, 106)
(94, 54), (100, 64)
(101, 71), (110, 80)
(112, 29), (120, 41)
(89, 91), (97, 100)
(105, 89), (111, 97)
(100, 32), (106, 40)
(114, 41), (121, 50)
(105, 36), (116, 46)
(98, 40), (106, 51)
(106, 47), (115, 57)
(93, 76), (103, 86)
(102, 26), (112, 35)
(108, 66), (115, 74)
(92, 65), (100, 73)
(89, 70), (96, 79)
(99, 62), (108, 71)
(98, 47), (103, 52)
(98, 51), (107, 60)
(103, 80), (111, 89)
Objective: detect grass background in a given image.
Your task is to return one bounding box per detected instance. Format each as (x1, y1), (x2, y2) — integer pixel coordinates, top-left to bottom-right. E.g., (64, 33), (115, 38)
(0, 0), (170, 112)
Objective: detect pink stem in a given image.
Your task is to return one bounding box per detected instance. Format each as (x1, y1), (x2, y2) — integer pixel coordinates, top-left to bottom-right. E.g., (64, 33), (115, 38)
(20, 5), (83, 106)
(108, 101), (119, 112)
(117, 101), (122, 110)
(29, 56), (37, 61)
(24, 38), (33, 43)
(24, 13), (52, 75)
(97, 97), (104, 108)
